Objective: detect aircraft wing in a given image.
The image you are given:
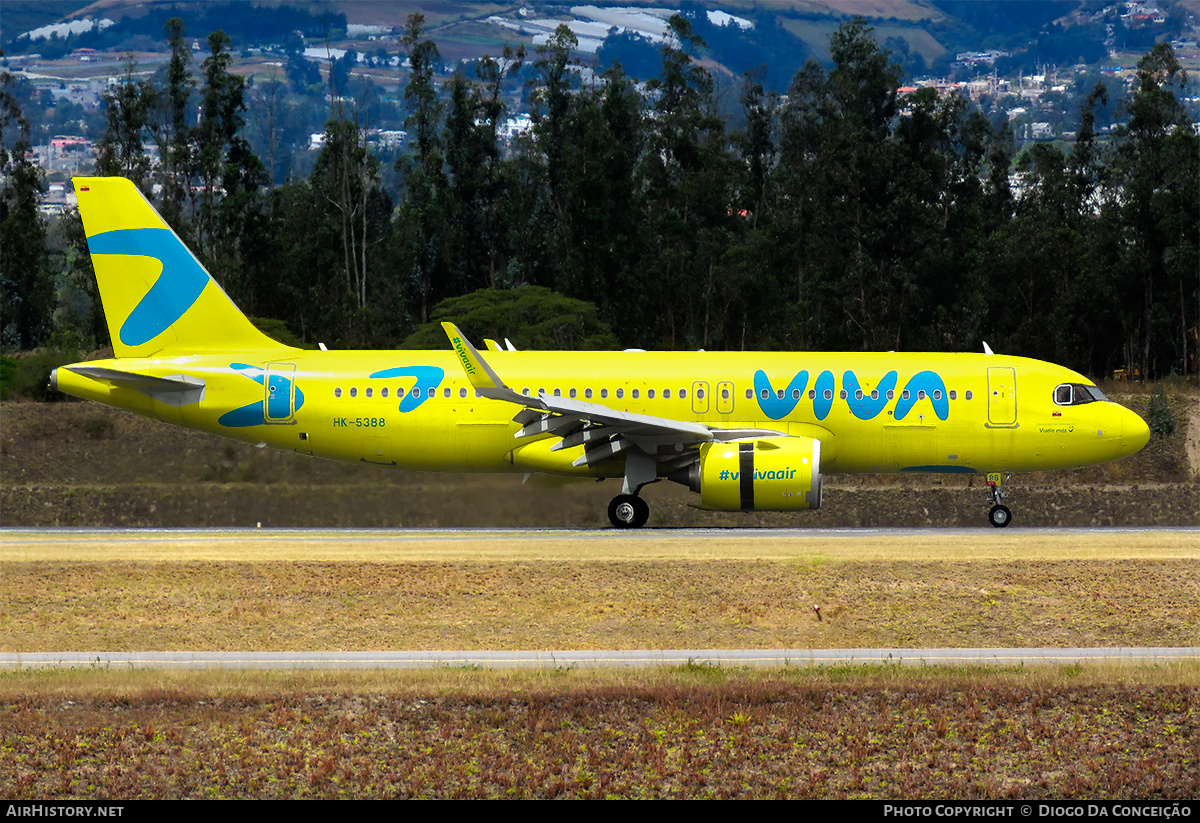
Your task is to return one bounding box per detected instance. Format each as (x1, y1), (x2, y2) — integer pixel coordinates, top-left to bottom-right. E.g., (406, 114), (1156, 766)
(441, 323), (783, 468)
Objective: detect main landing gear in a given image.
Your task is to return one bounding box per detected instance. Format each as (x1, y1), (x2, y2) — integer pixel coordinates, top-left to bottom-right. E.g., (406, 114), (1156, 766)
(608, 494), (650, 529)
(608, 450), (657, 529)
(986, 472), (1012, 528)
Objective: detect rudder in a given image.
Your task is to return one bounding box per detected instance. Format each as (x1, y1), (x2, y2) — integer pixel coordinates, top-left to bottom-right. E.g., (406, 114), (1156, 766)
(74, 176), (287, 357)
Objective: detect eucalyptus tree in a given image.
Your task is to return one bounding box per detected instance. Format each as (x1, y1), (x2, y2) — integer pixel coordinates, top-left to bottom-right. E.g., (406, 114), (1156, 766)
(153, 17), (194, 232)
(1109, 42), (1199, 378)
(95, 58), (155, 192)
(526, 61), (646, 343)
(0, 74), (52, 350)
(397, 13), (445, 324)
(639, 14), (738, 348)
(311, 118), (389, 314)
(193, 29), (267, 271)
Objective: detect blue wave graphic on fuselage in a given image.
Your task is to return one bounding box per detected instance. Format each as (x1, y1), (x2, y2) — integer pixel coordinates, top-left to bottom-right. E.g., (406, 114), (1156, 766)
(893, 371), (949, 421)
(753, 369), (809, 419)
(844, 370), (899, 420)
(86, 228), (210, 347)
(754, 369), (949, 422)
(218, 363), (305, 427)
(369, 366), (444, 412)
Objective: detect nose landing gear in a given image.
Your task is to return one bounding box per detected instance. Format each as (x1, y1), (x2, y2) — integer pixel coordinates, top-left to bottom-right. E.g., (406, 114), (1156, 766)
(986, 472), (1012, 528)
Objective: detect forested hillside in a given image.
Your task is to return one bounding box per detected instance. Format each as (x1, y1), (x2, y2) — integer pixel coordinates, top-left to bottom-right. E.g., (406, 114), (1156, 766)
(2, 14), (1197, 382)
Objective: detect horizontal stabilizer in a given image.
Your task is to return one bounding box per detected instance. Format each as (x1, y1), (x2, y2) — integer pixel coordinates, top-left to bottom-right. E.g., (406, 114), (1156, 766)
(65, 366), (206, 407)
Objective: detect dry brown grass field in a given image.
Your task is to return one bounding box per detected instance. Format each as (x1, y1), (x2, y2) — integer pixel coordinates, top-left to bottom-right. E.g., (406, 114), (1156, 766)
(2, 530), (1199, 652)
(1, 666), (1197, 799)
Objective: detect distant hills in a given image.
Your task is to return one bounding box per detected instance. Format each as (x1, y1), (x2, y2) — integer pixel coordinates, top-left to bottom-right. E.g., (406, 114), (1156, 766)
(5, 1), (1197, 84)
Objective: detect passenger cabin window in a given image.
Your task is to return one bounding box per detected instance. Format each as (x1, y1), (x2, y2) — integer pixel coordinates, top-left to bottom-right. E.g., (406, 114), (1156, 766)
(349, 387), (358, 398)
(334, 387), (343, 398)
(365, 387), (373, 398)
(647, 389), (655, 399)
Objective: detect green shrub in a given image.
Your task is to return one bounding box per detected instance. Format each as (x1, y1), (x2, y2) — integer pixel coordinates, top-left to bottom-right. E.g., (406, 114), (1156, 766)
(7, 349), (83, 402)
(0, 356), (16, 400)
(402, 286), (619, 350)
(1147, 389), (1176, 438)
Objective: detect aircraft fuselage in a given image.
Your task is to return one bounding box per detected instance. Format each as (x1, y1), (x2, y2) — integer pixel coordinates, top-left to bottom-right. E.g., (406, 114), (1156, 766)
(54, 349), (1148, 478)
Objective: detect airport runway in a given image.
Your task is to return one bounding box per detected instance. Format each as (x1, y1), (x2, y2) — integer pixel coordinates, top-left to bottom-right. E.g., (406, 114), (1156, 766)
(3, 525), (1197, 562)
(3, 647), (1199, 669)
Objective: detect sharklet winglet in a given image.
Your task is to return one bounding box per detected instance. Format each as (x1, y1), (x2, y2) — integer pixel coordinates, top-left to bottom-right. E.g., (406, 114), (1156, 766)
(441, 322), (530, 405)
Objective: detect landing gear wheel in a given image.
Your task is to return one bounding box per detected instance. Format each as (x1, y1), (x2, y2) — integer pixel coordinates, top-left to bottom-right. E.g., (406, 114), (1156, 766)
(988, 505), (1012, 528)
(608, 494), (649, 529)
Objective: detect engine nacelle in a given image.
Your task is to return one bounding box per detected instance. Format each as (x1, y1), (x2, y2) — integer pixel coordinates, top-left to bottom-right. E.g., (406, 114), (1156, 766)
(674, 437), (822, 512)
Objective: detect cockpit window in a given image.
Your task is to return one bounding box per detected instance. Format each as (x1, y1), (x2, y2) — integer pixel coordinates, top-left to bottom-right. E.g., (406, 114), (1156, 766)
(1053, 383), (1104, 406)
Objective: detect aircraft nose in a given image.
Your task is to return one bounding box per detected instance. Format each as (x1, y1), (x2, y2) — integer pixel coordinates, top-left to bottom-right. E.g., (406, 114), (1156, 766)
(1120, 405), (1150, 457)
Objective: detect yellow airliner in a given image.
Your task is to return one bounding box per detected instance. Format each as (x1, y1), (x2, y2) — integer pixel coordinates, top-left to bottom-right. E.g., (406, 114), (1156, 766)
(53, 177), (1150, 528)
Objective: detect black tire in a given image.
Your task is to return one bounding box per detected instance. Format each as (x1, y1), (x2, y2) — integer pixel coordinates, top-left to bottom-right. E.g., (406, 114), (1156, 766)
(988, 504), (1012, 528)
(609, 494), (649, 529)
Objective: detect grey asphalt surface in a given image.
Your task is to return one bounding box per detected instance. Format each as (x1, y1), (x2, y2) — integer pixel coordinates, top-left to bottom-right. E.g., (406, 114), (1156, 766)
(3, 648), (1198, 669)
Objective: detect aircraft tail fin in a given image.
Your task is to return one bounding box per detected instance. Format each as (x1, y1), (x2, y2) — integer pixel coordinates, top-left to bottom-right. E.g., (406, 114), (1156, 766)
(74, 176), (289, 358)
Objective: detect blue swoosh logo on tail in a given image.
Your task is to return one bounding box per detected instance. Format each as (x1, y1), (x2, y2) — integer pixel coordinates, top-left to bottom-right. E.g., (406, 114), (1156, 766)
(86, 228), (211, 347)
